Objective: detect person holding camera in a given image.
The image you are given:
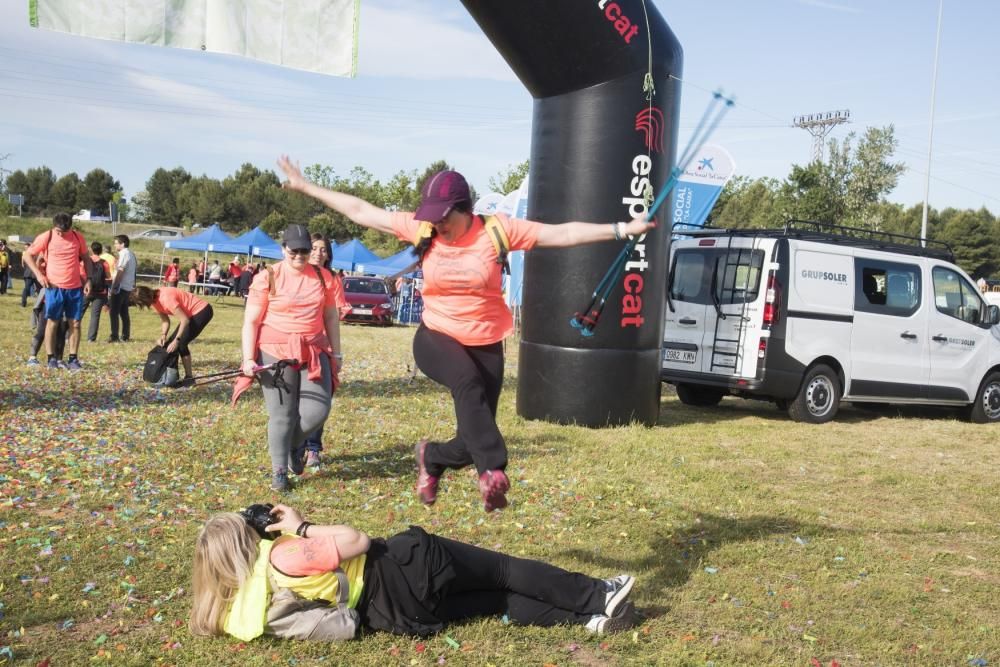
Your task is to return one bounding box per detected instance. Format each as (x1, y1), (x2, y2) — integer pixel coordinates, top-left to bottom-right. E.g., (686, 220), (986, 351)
(240, 225), (342, 492)
(190, 503), (638, 641)
(277, 156), (655, 513)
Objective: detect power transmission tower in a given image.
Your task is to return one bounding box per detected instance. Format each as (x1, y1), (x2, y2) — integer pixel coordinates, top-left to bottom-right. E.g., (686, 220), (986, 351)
(793, 110), (850, 162)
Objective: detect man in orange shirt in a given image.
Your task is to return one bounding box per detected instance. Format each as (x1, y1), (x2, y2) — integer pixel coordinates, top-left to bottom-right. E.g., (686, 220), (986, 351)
(23, 213), (94, 370)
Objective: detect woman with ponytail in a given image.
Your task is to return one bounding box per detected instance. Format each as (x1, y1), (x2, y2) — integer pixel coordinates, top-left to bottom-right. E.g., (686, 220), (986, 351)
(277, 156), (654, 512)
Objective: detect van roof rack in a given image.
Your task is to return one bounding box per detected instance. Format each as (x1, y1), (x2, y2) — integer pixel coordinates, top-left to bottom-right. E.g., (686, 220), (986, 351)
(674, 220), (955, 262)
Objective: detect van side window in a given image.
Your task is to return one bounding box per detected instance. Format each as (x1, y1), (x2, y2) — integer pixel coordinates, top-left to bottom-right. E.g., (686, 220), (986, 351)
(715, 250), (764, 305)
(670, 251), (708, 303)
(854, 260), (920, 316)
(932, 267), (983, 324)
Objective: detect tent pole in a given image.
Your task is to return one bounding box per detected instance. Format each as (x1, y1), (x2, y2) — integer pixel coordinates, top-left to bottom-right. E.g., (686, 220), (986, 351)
(158, 246), (165, 285)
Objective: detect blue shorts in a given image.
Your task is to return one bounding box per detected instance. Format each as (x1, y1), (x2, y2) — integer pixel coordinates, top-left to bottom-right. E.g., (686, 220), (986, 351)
(44, 287), (84, 321)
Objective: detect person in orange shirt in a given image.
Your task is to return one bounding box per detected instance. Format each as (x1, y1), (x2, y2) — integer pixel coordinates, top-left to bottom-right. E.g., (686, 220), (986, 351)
(23, 213), (95, 371)
(240, 225), (342, 492)
(277, 156), (655, 512)
(300, 233), (350, 469)
(131, 285), (214, 384)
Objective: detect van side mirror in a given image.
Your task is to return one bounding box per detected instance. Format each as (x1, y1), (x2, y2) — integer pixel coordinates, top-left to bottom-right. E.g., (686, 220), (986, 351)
(985, 305), (1000, 326)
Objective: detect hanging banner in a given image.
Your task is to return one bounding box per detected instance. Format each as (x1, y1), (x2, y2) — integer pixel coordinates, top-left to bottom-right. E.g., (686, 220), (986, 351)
(28, 0), (360, 77)
(669, 143), (735, 232)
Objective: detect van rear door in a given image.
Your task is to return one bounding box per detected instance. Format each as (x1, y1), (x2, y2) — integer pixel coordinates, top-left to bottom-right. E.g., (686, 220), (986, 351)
(664, 245), (712, 373)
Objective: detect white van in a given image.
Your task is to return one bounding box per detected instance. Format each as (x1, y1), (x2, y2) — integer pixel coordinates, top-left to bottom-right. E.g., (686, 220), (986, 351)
(660, 221), (1000, 423)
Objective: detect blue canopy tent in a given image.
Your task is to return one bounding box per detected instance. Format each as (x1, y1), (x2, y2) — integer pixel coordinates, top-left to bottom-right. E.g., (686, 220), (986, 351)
(160, 224), (243, 285)
(228, 226), (284, 261)
(361, 247), (420, 277)
(331, 238), (379, 272)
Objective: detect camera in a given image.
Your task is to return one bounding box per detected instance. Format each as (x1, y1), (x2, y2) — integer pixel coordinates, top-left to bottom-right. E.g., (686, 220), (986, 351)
(240, 503), (278, 540)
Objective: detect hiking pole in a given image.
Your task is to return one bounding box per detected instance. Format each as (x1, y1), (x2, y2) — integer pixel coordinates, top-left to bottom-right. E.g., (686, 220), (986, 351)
(187, 358), (300, 388)
(569, 90), (735, 337)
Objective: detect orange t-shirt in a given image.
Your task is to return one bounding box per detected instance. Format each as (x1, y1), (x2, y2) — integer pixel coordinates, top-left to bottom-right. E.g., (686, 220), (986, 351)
(153, 287), (209, 318)
(390, 212), (540, 346)
(247, 262), (337, 335)
(27, 229), (87, 289)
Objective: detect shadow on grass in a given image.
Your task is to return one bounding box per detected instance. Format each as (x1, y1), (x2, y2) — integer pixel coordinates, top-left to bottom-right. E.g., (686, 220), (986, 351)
(315, 432), (572, 482)
(657, 395), (966, 427)
(560, 511), (828, 617)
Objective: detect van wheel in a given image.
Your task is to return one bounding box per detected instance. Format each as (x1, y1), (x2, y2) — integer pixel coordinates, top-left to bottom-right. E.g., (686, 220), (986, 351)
(787, 364), (840, 424)
(676, 383), (724, 407)
(967, 371), (1000, 423)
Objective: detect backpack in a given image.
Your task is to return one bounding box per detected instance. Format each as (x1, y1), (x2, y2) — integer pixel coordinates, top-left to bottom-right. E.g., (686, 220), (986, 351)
(88, 259), (108, 293)
(413, 214), (511, 273)
(143, 345), (180, 387)
(264, 569), (359, 642)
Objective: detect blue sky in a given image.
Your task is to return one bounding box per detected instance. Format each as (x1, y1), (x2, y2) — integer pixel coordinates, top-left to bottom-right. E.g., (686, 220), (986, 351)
(2, 0), (998, 216)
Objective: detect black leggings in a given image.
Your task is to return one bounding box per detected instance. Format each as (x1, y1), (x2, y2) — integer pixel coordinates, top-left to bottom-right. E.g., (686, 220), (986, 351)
(433, 535), (606, 627)
(412, 325), (506, 475)
(166, 305), (213, 357)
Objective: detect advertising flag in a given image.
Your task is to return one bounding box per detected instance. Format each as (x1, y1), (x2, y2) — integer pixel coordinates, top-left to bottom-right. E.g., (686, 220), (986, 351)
(28, 0), (360, 77)
(669, 144), (735, 232)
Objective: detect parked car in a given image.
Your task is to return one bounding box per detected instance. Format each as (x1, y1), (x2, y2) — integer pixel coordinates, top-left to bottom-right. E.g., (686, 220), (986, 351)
(342, 276), (394, 326)
(135, 228), (184, 241)
(660, 220), (1000, 424)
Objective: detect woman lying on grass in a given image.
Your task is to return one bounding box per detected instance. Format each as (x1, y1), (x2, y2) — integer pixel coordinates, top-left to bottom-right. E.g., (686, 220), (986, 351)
(190, 503), (639, 641)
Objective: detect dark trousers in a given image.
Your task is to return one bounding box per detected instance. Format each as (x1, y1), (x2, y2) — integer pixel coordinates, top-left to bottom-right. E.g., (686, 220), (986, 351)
(31, 318), (67, 358)
(82, 294), (108, 342)
(165, 305), (213, 358)
(109, 289), (131, 341)
(21, 278), (35, 306)
(433, 535), (606, 627)
(0, 268), (8, 294)
(412, 325), (506, 475)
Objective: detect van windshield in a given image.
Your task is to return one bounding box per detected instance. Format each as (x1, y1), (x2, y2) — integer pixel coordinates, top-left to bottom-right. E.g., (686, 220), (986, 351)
(670, 248), (764, 305)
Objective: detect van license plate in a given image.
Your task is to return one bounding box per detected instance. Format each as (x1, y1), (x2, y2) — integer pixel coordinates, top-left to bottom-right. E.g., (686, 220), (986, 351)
(664, 349), (697, 364)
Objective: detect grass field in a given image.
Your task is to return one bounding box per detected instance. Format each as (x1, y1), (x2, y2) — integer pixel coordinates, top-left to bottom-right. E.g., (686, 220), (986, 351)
(0, 294), (997, 666)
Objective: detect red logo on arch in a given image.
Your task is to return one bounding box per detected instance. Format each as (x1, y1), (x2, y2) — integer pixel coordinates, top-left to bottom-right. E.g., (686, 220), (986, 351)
(635, 107), (664, 154)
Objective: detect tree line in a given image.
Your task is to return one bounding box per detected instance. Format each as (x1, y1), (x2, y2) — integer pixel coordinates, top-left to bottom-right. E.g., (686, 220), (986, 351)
(707, 126), (1000, 279)
(2, 125), (996, 275)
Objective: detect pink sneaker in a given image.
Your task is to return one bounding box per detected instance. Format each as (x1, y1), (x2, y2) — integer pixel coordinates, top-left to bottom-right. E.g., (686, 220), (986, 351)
(415, 440), (438, 505)
(478, 469), (510, 512)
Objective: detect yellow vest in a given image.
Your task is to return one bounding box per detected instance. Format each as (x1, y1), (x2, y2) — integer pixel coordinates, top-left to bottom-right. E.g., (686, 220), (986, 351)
(223, 535), (366, 642)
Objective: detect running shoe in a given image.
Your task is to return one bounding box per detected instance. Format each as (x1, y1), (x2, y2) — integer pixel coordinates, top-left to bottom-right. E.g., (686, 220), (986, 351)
(270, 470), (290, 493)
(46, 358), (60, 370)
(66, 358), (82, 371)
(585, 601), (639, 635)
(603, 574), (636, 617)
(478, 469), (510, 512)
(305, 451), (321, 468)
(415, 439), (438, 505)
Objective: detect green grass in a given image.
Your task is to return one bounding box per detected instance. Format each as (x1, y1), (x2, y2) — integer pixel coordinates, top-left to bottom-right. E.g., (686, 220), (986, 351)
(0, 296), (997, 666)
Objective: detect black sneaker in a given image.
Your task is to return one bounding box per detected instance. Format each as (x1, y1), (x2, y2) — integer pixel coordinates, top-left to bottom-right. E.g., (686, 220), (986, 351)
(587, 601), (640, 635)
(603, 574), (636, 617)
(270, 470), (290, 493)
(289, 444), (307, 476)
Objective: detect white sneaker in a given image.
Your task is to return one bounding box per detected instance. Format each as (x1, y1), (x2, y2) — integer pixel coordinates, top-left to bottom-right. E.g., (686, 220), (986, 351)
(585, 601), (639, 635)
(603, 574), (635, 617)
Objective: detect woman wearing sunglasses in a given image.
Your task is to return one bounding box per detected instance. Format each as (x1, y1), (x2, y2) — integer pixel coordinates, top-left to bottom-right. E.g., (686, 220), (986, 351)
(277, 156), (653, 511)
(240, 224), (343, 492)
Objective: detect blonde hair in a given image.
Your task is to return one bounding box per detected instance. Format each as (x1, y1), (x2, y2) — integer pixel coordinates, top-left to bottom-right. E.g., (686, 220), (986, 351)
(189, 513), (260, 636)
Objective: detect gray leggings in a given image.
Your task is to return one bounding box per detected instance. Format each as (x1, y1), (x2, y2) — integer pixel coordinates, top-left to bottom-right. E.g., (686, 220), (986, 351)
(259, 351), (333, 473)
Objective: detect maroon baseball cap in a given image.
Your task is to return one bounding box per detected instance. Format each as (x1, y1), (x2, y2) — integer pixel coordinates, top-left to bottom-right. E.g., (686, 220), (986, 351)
(415, 170), (471, 222)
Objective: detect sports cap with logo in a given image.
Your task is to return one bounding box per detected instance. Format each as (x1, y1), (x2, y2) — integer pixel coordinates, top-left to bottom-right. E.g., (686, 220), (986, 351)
(282, 224), (312, 251)
(415, 170), (471, 222)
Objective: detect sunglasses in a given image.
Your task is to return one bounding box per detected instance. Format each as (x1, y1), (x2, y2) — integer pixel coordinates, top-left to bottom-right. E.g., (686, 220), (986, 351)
(287, 248), (310, 256)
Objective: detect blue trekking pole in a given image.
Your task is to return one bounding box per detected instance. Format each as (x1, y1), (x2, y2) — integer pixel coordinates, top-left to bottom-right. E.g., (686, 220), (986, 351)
(570, 90), (735, 337)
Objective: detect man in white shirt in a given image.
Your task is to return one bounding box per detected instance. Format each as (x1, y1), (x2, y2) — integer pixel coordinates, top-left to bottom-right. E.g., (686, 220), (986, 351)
(109, 234), (136, 342)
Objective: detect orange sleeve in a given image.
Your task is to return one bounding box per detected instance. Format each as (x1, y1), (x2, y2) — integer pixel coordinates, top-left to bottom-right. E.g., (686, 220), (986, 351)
(269, 535), (341, 576)
(323, 270), (337, 307)
(246, 270), (270, 310)
(27, 233), (48, 257)
(500, 213), (541, 251)
(76, 231), (88, 256)
(389, 211), (420, 244)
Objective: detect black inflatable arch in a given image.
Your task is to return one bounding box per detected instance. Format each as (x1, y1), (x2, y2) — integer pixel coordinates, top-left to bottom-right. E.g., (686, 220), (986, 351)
(461, 0), (683, 426)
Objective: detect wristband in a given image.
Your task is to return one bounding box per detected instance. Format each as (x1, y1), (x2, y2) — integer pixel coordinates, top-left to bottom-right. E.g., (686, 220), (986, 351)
(295, 521), (313, 537)
(613, 222), (626, 241)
